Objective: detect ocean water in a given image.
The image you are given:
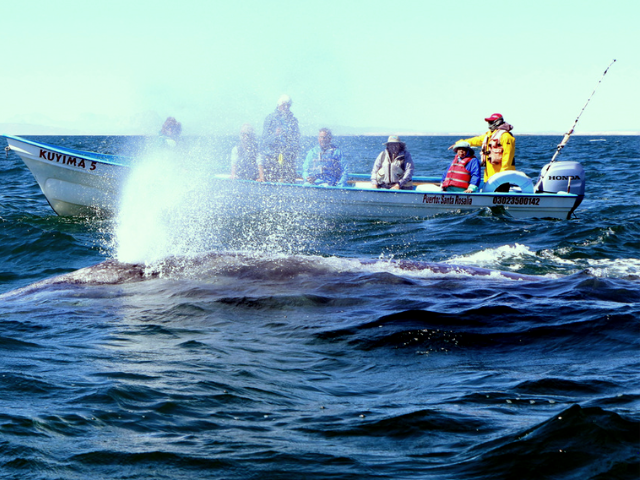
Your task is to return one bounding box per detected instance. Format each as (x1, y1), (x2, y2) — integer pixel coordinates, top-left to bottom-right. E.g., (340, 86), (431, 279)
(0, 134), (639, 479)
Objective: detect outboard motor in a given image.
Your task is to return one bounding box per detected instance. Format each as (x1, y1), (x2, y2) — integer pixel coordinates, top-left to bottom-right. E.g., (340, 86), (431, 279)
(535, 161), (586, 197)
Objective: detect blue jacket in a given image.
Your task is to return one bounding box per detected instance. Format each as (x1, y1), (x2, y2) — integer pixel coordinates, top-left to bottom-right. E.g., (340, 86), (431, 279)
(303, 144), (348, 187)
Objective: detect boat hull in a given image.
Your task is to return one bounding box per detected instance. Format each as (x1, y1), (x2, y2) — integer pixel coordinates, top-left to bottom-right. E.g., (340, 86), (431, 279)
(4, 135), (582, 220)
(210, 176), (581, 220)
(5, 135), (128, 216)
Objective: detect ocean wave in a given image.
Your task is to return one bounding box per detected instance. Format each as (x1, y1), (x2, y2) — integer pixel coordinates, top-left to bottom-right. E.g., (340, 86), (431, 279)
(586, 258), (640, 279)
(446, 243), (537, 269)
(444, 405), (640, 480)
(314, 303), (639, 357)
(447, 241), (640, 280)
(2, 134), (639, 480)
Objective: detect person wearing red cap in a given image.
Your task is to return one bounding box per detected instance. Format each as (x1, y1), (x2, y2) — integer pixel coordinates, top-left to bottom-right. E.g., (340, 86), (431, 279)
(450, 113), (515, 189)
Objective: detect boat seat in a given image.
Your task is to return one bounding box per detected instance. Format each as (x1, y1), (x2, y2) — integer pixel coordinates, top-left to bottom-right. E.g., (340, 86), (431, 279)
(354, 181), (377, 189)
(415, 183), (441, 192)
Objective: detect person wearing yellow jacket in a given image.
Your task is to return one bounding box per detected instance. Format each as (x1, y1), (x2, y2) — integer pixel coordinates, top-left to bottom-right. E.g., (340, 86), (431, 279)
(450, 113), (515, 189)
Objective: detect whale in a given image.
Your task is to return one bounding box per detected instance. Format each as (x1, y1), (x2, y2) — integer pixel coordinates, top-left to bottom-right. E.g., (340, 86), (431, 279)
(0, 252), (543, 299)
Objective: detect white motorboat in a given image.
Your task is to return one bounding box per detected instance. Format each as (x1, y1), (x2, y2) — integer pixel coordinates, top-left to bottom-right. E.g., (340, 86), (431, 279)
(3, 135), (585, 220)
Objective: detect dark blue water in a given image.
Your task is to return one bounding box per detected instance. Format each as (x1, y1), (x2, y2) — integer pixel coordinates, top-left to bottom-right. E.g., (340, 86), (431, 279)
(1, 135), (639, 479)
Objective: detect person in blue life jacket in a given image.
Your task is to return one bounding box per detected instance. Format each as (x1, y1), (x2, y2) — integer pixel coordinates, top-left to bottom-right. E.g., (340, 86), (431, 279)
(260, 94), (301, 183)
(371, 135), (414, 189)
(303, 128), (348, 187)
(231, 123), (265, 182)
(441, 141), (481, 193)
(159, 116), (182, 148)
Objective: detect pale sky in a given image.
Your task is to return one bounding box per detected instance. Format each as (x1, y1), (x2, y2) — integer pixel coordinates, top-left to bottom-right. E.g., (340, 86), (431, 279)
(1, 0), (637, 135)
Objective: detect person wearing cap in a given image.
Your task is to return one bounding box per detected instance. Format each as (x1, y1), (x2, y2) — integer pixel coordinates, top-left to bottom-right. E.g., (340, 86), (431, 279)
(231, 123), (265, 182)
(371, 135), (414, 190)
(303, 128), (348, 187)
(260, 94), (301, 183)
(450, 113), (515, 188)
(440, 141), (481, 193)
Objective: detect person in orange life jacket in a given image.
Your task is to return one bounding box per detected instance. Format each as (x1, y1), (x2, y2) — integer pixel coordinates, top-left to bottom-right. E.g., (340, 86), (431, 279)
(260, 94), (300, 183)
(371, 135), (414, 190)
(441, 141), (481, 193)
(449, 113), (515, 191)
(231, 123), (265, 182)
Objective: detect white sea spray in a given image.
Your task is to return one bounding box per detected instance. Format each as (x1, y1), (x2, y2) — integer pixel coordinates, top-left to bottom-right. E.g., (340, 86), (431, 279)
(113, 144), (222, 265)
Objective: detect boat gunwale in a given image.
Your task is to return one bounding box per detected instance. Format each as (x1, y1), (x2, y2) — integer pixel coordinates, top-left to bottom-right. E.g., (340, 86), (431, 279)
(220, 175), (580, 199)
(3, 134), (132, 167)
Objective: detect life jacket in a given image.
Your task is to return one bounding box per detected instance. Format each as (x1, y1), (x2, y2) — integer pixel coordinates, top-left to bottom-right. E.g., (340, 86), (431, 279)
(376, 150), (406, 185)
(482, 129), (513, 166)
(312, 146), (341, 178)
(442, 156), (473, 190)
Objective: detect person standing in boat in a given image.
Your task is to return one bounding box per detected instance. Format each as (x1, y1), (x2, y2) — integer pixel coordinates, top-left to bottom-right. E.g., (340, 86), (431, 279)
(231, 123), (265, 182)
(303, 128), (348, 187)
(159, 116), (182, 148)
(441, 141), (481, 193)
(371, 135), (414, 189)
(260, 94), (300, 183)
(450, 113), (515, 189)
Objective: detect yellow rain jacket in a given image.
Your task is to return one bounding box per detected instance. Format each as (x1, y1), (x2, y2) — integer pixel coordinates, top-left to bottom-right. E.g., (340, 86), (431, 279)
(462, 129), (515, 183)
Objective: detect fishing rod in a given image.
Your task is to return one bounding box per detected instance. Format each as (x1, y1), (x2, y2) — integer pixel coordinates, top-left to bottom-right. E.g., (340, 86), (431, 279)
(550, 59), (616, 163)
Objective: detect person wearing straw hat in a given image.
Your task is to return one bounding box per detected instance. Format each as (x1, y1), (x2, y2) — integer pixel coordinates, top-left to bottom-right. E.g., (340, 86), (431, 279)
(371, 135), (414, 190)
(260, 94), (301, 183)
(449, 113), (515, 188)
(231, 123), (264, 182)
(441, 141), (481, 193)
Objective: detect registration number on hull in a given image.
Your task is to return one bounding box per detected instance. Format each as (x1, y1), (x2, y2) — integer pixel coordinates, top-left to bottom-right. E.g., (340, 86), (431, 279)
(492, 196), (540, 206)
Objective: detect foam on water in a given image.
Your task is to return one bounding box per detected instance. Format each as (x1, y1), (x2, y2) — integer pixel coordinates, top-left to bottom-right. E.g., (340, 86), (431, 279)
(445, 242), (640, 279)
(586, 258), (640, 278)
(446, 243), (537, 271)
